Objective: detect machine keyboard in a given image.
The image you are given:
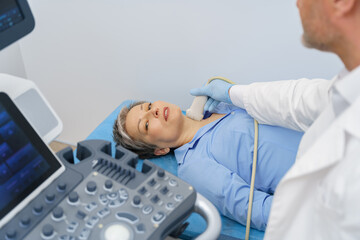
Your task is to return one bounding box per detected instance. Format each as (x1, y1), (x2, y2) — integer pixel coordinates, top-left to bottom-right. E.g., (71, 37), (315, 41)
(18, 140), (196, 240)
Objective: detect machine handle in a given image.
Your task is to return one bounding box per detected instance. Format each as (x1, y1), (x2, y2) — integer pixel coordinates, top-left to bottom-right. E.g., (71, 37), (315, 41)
(193, 193), (222, 240)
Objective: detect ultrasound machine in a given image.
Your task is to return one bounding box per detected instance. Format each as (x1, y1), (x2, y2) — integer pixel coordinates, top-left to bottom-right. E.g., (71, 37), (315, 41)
(0, 1), (222, 239)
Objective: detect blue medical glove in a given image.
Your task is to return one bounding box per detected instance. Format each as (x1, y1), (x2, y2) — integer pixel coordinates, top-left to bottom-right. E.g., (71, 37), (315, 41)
(204, 98), (220, 113)
(190, 80), (234, 110)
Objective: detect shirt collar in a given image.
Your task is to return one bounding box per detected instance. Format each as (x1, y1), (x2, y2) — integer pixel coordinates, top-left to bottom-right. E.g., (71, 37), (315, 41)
(174, 112), (230, 164)
(333, 66), (360, 105)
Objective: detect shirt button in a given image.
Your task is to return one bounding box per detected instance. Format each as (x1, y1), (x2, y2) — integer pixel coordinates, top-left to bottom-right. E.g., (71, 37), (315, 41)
(231, 112), (235, 115)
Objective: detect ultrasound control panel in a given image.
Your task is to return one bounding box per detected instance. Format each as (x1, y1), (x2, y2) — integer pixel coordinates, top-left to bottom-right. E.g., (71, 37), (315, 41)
(0, 139), (197, 240)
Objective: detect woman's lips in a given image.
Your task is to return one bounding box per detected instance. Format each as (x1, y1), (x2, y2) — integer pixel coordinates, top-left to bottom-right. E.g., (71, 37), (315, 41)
(164, 107), (169, 121)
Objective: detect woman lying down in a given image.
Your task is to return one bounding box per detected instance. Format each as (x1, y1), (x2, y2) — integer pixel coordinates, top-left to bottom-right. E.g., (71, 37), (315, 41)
(112, 100), (303, 231)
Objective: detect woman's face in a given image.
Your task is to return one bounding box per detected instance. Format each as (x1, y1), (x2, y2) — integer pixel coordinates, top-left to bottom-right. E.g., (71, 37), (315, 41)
(125, 101), (185, 148)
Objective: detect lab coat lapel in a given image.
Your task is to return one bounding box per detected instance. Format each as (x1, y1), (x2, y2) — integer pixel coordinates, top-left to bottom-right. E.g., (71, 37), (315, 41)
(265, 114), (347, 240)
(341, 96), (360, 139)
(285, 96), (360, 179)
(284, 111), (346, 180)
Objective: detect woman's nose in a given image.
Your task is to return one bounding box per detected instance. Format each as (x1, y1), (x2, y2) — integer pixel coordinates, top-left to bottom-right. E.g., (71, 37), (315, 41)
(152, 108), (159, 118)
(150, 107), (160, 118)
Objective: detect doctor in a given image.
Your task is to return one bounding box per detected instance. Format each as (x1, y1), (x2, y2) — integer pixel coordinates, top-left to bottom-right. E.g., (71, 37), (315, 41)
(191, 0), (360, 239)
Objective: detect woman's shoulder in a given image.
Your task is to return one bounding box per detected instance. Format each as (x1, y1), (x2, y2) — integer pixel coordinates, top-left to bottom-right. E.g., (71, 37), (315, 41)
(176, 140), (213, 177)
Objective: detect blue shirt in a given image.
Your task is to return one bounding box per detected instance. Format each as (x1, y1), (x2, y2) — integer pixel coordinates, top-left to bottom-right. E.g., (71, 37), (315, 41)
(175, 104), (303, 230)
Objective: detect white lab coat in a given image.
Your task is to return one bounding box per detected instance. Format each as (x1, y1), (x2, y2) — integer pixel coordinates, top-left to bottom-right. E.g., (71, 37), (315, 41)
(229, 67), (360, 239)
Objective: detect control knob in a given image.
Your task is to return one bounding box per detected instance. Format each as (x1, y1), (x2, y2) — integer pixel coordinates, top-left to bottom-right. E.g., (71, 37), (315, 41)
(20, 216), (30, 227)
(52, 206), (64, 219)
(42, 224), (54, 237)
(132, 196), (141, 206)
(157, 169), (165, 178)
(33, 203), (43, 214)
(45, 192), (55, 202)
(57, 181), (67, 191)
(68, 191), (79, 203)
(6, 229), (16, 239)
(86, 181), (97, 193)
(105, 179), (113, 189)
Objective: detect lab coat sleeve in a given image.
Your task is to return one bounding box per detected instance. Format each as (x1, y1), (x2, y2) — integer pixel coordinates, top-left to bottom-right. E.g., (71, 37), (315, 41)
(229, 78), (332, 131)
(179, 156), (273, 231)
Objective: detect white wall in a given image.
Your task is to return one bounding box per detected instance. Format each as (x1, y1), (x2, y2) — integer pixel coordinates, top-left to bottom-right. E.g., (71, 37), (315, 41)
(0, 42), (26, 78)
(20, 0), (343, 144)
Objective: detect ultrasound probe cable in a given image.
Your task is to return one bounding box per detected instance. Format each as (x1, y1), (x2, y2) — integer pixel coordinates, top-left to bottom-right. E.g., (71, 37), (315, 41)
(187, 77), (259, 240)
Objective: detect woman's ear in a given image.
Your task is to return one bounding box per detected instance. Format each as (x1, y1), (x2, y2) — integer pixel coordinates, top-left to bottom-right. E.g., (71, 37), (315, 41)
(154, 147), (170, 156)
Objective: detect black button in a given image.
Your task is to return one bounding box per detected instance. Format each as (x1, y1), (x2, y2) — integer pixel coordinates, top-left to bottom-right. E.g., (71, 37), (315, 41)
(42, 224), (54, 237)
(68, 191), (79, 203)
(105, 179), (113, 189)
(133, 195), (141, 205)
(33, 203), (43, 214)
(46, 192), (55, 202)
(151, 195), (160, 204)
(138, 186), (147, 195)
(76, 210), (87, 220)
(136, 223), (145, 233)
(6, 229), (16, 239)
(157, 169), (165, 178)
(148, 178), (156, 187)
(86, 181), (97, 193)
(160, 186), (169, 195)
(57, 181), (67, 191)
(53, 207), (64, 219)
(20, 216), (31, 227)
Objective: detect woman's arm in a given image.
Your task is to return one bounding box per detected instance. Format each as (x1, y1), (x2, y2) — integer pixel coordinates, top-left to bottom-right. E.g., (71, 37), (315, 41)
(179, 155), (272, 231)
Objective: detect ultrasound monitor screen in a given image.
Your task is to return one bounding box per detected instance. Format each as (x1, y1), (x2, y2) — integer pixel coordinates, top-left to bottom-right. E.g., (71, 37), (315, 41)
(0, 93), (62, 220)
(0, 0), (24, 33)
(0, 0), (34, 51)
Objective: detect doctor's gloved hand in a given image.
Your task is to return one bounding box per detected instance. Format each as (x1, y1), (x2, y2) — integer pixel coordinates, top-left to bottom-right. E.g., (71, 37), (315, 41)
(190, 80), (234, 112)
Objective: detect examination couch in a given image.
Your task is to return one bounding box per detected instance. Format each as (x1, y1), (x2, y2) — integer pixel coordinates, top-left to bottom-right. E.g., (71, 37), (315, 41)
(85, 100), (265, 240)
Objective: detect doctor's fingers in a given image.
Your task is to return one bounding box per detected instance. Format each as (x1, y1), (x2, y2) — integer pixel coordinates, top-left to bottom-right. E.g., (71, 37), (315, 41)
(204, 98), (220, 112)
(190, 86), (210, 97)
(204, 98), (214, 112)
(208, 100), (220, 112)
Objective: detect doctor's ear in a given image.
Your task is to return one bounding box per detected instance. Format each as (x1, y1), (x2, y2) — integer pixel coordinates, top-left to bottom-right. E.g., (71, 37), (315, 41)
(332, 0), (357, 17)
(154, 147), (170, 156)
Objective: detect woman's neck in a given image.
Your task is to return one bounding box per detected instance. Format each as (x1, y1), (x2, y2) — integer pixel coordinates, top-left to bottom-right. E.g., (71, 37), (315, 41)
(177, 113), (225, 146)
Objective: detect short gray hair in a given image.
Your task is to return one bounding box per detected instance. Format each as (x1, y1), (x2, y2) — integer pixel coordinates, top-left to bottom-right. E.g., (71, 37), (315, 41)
(112, 101), (158, 159)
